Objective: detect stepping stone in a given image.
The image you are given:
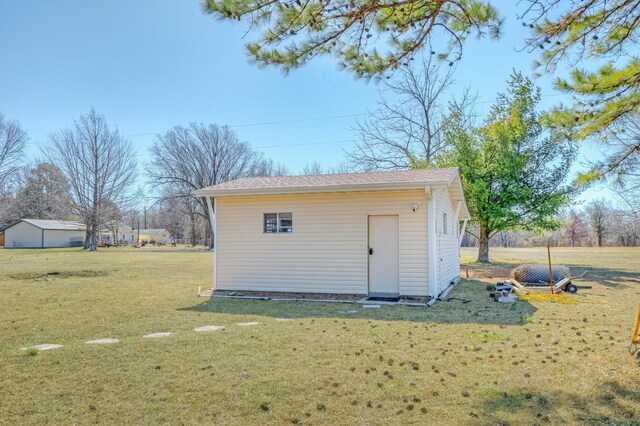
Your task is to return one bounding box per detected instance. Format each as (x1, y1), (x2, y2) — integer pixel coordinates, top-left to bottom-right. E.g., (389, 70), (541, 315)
(276, 318), (295, 321)
(237, 322), (259, 326)
(86, 338), (119, 345)
(363, 305), (381, 309)
(194, 326), (225, 332)
(143, 332), (173, 338)
(21, 344), (63, 351)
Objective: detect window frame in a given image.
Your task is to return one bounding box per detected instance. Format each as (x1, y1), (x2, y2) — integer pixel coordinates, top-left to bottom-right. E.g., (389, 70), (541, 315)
(263, 212), (293, 234)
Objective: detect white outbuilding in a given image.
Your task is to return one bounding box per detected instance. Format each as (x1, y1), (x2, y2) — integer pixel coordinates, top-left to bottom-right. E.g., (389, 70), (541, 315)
(2, 219), (86, 249)
(194, 168), (470, 301)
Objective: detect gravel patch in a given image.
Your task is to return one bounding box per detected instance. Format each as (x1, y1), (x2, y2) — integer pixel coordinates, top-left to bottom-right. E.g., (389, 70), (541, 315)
(143, 332), (173, 338)
(194, 326), (225, 332)
(86, 338), (119, 344)
(20, 344), (63, 351)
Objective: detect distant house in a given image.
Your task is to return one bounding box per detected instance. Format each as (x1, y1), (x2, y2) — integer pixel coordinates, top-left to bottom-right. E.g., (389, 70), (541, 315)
(100, 224), (137, 245)
(194, 168), (469, 301)
(138, 229), (171, 244)
(2, 219), (86, 249)
(99, 226), (171, 245)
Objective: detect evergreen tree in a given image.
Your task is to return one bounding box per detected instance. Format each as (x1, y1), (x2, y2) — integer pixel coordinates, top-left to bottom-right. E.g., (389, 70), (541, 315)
(203, 0), (502, 79)
(13, 163), (73, 220)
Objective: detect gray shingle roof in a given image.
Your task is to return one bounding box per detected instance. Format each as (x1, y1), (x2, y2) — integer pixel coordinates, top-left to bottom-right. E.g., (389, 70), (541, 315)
(194, 168), (459, 197)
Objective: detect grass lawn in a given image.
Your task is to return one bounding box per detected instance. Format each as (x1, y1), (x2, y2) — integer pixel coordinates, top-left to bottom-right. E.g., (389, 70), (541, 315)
(1, 246), (639, 425)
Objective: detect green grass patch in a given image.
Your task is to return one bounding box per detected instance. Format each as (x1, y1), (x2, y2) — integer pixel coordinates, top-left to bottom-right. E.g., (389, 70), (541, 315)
(0, 246), (639, 424)
(24, 347), (38, 356)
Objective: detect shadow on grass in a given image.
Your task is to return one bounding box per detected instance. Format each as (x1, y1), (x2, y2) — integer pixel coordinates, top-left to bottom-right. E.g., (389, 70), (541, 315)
(478, 380), (640, 424)
(179, 280), (537, 325)
(464, 261), (640, 289)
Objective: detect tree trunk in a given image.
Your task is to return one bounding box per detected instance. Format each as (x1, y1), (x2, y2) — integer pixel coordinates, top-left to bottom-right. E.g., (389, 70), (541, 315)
(477, 222), (490, 263)
(189, 213), (197, 246)
(597, 233), (603, 247)
(89, 219), (97, 251)
(83, 228), (91, 250)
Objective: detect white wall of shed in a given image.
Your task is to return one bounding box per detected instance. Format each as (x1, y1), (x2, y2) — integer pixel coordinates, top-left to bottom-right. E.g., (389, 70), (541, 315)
(435, 188), (461, 293)
(43, 230), (86, 248)
(215, 190), (430, 296)
(4, 221), (42, 248)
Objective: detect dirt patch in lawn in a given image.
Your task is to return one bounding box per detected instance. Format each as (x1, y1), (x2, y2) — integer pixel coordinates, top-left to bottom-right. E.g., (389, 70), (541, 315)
(9, 270), (109, 280)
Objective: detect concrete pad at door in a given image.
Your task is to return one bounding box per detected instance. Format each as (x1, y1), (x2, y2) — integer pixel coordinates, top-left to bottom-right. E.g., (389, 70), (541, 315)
(194, 326), (225, 332)
(237, 322), (259, 326)
(143, 332), (173, 338)
(21, 344), (63, 351)
(86, 339), (119, 344)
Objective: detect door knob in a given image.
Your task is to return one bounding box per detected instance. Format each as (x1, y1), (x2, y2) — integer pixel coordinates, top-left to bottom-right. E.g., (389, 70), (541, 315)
(368, 248), (373, 255)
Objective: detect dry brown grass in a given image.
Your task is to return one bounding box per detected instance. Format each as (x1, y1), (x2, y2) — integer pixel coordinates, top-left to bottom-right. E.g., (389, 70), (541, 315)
(0, 246), (639, 425)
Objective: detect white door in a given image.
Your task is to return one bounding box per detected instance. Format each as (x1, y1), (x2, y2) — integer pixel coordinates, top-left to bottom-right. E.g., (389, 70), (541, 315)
(368, 215), (400, 297)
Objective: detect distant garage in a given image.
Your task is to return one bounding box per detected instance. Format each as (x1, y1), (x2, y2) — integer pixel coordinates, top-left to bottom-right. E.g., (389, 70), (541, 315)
(2, 219), (86, 249)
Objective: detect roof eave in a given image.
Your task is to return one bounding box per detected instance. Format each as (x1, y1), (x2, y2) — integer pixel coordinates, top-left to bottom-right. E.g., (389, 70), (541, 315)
(193, 180), (450, 198)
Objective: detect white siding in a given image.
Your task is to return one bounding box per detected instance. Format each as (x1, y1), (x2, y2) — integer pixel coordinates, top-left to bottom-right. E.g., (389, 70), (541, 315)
(216, 190), (430, 296)
(43, 230), (85, 248)
(4, 221), (42, 248)
(435, 188), (461, 293)
(4, 222), (85, 248)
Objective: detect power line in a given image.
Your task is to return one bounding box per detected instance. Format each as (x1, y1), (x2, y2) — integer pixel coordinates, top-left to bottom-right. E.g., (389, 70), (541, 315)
(230, 113), (368, 128)
(119, 94), (568, 137)
(255, 139), (354, 149)
(122, 113), (369, 138)
(24, 93), (570, 147)
(124, 138), (355, 157)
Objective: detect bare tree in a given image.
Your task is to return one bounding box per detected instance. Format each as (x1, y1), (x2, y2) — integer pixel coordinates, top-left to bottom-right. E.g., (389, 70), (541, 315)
(301, 161), (356, 175)
(302, 161), (324, 175)
(609, 209), (640, 247)
(596, 113), (640, 213)
(563, 209), (588, 247)
(46, 108), (138, 251)
(348, 55), (454, 170)
(147, 123), (275, 247)
(13, 163), (73, 220)
(586, 199), (610, 247)
(256, 158), (289, 177)
(0, 113), (28, 191)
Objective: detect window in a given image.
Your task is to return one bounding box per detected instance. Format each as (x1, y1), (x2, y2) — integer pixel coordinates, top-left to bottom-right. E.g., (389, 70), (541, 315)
(264, 213), (293, 234)
(264, 213), (277, 233)
(443, 213), (448, 235)
(278, 213), (293, 233)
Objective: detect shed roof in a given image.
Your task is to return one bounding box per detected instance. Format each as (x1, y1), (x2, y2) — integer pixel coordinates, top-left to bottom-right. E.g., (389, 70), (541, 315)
(17, 219), (86, 231)
(194, 168), (470, 219)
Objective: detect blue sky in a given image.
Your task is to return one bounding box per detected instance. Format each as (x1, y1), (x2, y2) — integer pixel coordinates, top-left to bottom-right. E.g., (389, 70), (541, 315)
(0, 0), (614, 204)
